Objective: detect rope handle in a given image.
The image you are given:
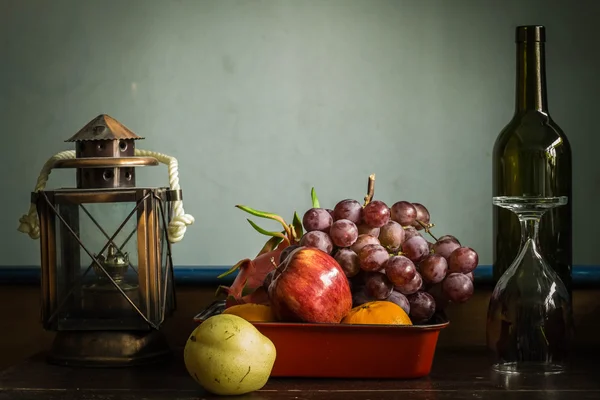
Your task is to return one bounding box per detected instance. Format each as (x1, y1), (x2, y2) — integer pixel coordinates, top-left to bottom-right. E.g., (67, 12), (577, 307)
(17, 149), (195, 244)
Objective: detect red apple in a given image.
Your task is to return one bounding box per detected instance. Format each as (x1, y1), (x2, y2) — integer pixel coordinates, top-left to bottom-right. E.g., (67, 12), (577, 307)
(268, 247), (352, 323)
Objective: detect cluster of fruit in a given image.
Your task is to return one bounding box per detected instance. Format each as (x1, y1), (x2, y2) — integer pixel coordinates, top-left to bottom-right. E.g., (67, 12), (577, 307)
(217, 175), (479, 326)
(295, 197), (477, 324)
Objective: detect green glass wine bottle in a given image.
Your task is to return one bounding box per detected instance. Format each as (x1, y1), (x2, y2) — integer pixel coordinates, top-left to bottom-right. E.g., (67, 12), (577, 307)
(492, 25), (573, 296)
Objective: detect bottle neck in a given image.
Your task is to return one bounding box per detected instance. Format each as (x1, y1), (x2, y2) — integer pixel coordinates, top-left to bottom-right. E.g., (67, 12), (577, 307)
(515, 41), (548, 114)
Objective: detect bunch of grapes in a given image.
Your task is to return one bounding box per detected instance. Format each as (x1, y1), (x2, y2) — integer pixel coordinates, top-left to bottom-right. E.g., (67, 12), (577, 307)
(294, 197), (479, 325)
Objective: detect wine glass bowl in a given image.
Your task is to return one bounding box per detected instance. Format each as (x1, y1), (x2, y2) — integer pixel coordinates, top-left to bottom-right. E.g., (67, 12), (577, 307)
(487, 196), (573, 375)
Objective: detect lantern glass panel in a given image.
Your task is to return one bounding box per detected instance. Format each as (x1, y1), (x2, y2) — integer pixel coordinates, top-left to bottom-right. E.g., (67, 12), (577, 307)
(52, 199), (150, 331)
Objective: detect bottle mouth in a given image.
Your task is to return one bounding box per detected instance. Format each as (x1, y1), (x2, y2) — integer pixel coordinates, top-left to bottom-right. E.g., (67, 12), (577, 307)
(515, 25), (545, 43)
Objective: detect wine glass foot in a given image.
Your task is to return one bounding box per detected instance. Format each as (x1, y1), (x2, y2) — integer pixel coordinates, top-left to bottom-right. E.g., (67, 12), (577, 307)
(492, 361), (566, 375)
(492, 196), (568, 215)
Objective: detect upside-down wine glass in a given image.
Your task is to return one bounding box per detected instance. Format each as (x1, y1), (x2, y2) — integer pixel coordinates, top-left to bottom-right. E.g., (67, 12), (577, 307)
(487, 196), (574, 375)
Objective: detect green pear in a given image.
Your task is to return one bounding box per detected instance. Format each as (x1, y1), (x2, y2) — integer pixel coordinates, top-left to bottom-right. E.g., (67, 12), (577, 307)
(184, 313), (277, 396)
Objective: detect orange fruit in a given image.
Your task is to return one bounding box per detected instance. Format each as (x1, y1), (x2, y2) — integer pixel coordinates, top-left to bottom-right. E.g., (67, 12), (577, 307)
(341, 301), (413, 325)
(221, 303), (277, 322)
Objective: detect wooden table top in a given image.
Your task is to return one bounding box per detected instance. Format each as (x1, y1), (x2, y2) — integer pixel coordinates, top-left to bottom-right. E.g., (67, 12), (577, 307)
(1, 347), (599, 399)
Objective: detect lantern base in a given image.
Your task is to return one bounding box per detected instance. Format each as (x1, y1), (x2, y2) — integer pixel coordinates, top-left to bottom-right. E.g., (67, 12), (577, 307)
(46, 330), (172, 368)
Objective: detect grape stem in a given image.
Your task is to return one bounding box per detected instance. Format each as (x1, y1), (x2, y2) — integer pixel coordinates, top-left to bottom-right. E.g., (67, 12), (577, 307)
(269, 256), (278, 269)
(363, 174), (376, 206)
(272, 257), (291, 280)
(416, 220), (439, 242)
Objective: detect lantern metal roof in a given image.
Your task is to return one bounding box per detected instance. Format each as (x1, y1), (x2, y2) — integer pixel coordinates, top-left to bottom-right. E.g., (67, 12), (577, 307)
(65, 114), (144, 142)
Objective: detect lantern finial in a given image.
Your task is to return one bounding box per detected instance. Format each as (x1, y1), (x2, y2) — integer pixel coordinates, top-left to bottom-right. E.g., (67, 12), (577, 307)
(65, 114), (144, 142)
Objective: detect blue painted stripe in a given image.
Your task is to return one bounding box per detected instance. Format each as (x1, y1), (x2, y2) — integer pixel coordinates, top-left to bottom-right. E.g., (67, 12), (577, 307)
(0, 265), (599, 287)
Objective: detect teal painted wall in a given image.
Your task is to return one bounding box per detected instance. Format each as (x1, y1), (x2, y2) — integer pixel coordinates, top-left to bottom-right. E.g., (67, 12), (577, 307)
(2, 0), (598, 272)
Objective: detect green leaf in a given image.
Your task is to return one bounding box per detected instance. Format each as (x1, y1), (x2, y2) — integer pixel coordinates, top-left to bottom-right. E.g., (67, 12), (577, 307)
(216, 258), (249, 279)
(292, 211), (303, 240)
(236, 204), (282, 221)
(235, 204), (288, 230)
(241, 285), (257, 297)
(215, 285), (227, 297)
(311, 187), (320, 208)
(256, 236), (284, 257)
(247, 219), (287, 241)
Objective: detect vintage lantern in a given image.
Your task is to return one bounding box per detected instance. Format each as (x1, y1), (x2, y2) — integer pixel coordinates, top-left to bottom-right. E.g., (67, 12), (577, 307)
(17, 114), (194, 367)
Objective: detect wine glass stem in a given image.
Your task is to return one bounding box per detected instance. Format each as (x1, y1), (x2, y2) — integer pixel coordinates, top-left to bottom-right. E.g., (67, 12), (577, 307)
(519, 216), (541, 245)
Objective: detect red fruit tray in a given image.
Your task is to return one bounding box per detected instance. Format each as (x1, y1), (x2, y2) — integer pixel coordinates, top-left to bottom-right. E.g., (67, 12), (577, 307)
(193, 301), (449, 379)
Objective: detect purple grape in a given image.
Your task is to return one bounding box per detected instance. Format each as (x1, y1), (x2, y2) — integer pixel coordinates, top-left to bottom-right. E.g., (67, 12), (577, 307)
(352, 287), (375, 307)
(350, 269), (367, 289)
(411, 203), (430, 231)
(351, 234), (380, 255)
(427, 283), (449, 311)
(386, 290), (410, 315)
(390, 201), (417, 226)
(357, 223), (380, 237)
(333, 199), (362, 224)
(362, 200), (391, 228)
(437, 234), (461, 245)
(279, 244), (301, 264)
(302, 208), (333, 233)
(419, 254), (448, 284)
(299, 231), (333, 254)
(384, 255), (416, 287)
(357, 244), (389, 272)
(447, 247), (479, 274)
(465, 271), (474, 282)
(407, 291), (436, 323)
(326, 208), (335, 219)
(403, 226), (422, 241)
(378, 220), (405, 252)
(432, 238), (461, 260)
(442, 272), (474, 303)
(394, 271), (423, 295)
(329, 219), (359, 248)
(402, 236), (429, 263)
(334, 248), (361, 278)
(364, 272), (394, 300)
